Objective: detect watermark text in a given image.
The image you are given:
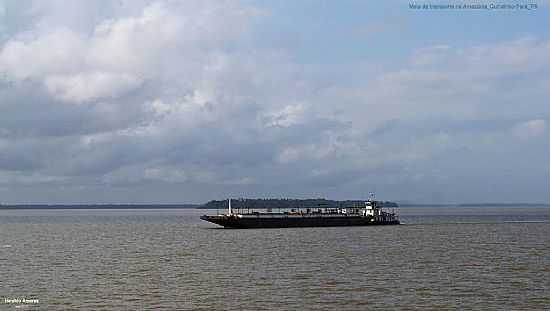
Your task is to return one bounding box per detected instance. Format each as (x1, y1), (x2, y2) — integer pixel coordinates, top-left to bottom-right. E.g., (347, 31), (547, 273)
(409, 2), (538, 10)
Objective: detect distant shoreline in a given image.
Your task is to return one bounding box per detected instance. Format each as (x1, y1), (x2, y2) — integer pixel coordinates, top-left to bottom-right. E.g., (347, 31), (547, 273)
(1, 203), (549, 210)
(399, 203), (550, 208)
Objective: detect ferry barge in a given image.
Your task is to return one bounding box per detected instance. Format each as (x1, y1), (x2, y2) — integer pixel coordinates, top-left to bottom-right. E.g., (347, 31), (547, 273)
(200, 199), (399, 229)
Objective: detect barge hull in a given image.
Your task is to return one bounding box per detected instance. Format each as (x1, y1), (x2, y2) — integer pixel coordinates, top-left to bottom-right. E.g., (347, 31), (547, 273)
(200, 215), (399, 229)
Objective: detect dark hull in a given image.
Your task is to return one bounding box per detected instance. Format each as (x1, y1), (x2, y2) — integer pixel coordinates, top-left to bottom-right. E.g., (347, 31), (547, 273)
(200, 215), (400, 229)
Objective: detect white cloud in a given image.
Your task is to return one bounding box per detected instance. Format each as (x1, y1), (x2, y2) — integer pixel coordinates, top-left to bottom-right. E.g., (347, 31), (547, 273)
(0, 1), (257, 104)
(0, 28), (85, 80)
(45, 72), (142, 103)
(88, 2), (178, 73)
(335, 37), (550, 133)
(512, 119), (546, 140)
(148, 98), (171, 117)
(263, 103), (306, 128)
(412, 45), (451, 66)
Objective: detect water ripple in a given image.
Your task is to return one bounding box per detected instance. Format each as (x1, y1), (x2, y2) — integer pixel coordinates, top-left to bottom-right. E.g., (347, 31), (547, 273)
(1, 208), (550, 309)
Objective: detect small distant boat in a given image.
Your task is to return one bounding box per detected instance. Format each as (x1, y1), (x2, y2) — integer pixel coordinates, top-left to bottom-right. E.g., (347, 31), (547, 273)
(200, 198), (400, 229)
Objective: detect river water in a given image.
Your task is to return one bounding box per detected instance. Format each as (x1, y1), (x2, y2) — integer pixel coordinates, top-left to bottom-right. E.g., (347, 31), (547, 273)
(1, 207), (549, 310)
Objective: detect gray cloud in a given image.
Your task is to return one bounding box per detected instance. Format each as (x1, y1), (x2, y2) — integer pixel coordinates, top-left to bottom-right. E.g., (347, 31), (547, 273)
(0, 1), (549, 203)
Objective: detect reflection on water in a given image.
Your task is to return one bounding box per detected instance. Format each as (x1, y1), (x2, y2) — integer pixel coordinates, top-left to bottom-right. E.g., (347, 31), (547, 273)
(1, 207), (549, 310)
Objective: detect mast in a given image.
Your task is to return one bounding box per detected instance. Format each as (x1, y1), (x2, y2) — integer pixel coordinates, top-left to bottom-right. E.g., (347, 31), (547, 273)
(228, 198), (232, 215)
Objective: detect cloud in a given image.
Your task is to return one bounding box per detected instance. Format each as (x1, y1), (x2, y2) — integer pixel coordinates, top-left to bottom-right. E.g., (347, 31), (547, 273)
(411, 45), (451, 66)
(0, 1), (549, 203)
(0, 27), (85, 80)
(512, 119), (546, 140)
(263, 103), (306, 128)
(0, 1), (257, 105)
(44, 72), (142, 103)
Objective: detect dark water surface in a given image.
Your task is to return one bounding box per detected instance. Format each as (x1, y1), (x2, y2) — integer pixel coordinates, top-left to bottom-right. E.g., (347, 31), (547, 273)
(1, 207), (549, 310)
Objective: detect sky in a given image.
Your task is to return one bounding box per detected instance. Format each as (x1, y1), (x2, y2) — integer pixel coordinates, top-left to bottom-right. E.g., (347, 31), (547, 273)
(0, 0), (549, 204)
